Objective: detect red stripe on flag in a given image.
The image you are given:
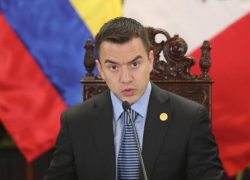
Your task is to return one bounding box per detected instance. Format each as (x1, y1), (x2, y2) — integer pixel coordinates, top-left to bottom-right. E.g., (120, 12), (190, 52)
(0, 12), (67, 162)
(190, 12), (250, 177)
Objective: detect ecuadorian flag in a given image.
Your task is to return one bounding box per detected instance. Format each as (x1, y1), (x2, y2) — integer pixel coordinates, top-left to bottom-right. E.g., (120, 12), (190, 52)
(0, 0), (122, 162)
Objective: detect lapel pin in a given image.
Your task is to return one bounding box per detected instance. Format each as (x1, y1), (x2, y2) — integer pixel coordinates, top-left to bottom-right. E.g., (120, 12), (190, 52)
(160, 113), (168, 121)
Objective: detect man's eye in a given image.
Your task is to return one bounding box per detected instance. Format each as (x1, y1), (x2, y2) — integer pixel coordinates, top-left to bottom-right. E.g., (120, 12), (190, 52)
(110, 65), (117, 70)
(131, 62), (139, 67)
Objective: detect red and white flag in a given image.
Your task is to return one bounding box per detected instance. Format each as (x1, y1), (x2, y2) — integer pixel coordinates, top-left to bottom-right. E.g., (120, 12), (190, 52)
(124, 0), (250, 177)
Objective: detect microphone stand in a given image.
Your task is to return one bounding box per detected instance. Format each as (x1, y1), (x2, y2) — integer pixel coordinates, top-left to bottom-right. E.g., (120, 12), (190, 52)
(126, 108), (148, 180)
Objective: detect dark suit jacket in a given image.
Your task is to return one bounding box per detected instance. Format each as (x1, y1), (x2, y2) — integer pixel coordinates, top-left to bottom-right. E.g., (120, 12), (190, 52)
(43, 83), (224, 180)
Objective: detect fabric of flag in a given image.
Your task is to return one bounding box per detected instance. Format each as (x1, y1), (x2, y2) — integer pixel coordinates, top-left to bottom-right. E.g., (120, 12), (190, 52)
(123, 0), (250, 177)
(0, 0), (122, 162)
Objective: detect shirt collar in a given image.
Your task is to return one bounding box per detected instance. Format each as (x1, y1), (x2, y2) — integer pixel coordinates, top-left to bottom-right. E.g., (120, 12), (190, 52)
(110, 81), (152, 122)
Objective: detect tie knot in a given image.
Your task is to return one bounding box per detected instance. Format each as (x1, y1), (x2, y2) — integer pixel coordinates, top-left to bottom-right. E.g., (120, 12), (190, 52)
(122, 109), (138, 125)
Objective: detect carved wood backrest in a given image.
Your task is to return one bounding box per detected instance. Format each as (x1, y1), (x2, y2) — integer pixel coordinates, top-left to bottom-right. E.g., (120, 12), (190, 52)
(80, 27), (213, 118)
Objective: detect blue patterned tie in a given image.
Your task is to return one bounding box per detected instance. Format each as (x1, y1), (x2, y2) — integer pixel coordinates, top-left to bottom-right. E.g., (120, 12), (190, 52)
(117, 109), (140, 180)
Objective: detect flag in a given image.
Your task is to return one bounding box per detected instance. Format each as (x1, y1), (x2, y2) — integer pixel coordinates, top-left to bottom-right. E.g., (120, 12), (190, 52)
(123, 0), (250, 177)
(0, 0), (122, 162)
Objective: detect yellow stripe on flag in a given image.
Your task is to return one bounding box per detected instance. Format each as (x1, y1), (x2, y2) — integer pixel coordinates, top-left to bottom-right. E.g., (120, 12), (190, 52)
(70, 0), (123, 36)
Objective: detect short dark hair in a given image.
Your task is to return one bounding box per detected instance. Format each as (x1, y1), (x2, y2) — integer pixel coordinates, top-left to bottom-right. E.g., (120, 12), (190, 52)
(95, 17), (150, 61)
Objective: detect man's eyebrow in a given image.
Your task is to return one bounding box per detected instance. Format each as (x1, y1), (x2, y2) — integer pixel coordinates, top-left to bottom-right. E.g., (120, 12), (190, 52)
(104, 55), (142, 64)
(104, 59), (118, 64)
(129, 55), (142, 63)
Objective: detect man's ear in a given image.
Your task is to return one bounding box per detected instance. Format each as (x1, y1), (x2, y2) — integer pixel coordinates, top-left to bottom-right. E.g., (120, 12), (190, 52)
(148, 50), (154, 72)
(96, 60), (105, 80)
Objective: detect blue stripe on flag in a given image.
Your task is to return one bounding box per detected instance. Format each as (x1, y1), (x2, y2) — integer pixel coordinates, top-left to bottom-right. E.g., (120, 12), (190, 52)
(0, 0), (97, 107)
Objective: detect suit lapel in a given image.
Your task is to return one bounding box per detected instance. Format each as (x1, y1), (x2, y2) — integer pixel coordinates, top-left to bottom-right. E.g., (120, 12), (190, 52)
(140, 83), (174, 179)
(89, 90), (116, 180)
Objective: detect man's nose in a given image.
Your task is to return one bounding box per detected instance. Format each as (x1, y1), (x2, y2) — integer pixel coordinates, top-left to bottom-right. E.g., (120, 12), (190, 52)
(121, 66), (132, 84)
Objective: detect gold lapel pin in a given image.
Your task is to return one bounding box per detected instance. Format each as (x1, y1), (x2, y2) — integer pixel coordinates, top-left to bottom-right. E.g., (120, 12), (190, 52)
(160, 113), (168, 121)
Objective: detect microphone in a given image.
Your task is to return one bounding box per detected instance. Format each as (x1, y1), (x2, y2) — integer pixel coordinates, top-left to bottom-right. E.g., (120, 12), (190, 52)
(122, 101), (148, 180)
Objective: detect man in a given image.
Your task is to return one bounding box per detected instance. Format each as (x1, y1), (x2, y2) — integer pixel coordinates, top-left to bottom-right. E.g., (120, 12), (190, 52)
(43, 17), (224, 180)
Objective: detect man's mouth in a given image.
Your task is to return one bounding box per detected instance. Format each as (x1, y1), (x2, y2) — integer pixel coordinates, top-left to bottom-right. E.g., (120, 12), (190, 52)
(122, 88), (135, 96)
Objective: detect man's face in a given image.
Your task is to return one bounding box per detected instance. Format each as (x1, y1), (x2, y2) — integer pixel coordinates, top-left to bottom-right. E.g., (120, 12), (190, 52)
(96, 37), (154, 105)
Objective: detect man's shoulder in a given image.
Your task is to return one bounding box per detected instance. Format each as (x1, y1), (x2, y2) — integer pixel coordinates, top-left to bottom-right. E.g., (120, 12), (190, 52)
(63, 90), (110, 119)
(153, 83), (204, 110)
(168, 91), (202, 108)
(153, 84), (208, 124)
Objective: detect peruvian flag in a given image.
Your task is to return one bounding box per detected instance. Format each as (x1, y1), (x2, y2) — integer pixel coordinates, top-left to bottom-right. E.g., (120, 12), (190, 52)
(124, 0), (250, 177)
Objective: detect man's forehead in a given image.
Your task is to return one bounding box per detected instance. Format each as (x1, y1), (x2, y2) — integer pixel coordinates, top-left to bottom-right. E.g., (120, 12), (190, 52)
(98, 38), (147, 62)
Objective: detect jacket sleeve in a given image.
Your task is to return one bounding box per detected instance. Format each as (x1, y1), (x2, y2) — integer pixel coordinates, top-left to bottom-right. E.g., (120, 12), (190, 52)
(187, 106), (225, 180)
(43, 111), (78, 180)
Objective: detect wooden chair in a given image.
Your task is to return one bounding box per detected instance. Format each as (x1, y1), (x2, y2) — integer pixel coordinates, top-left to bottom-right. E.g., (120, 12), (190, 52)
(80, 27), (213, 118)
